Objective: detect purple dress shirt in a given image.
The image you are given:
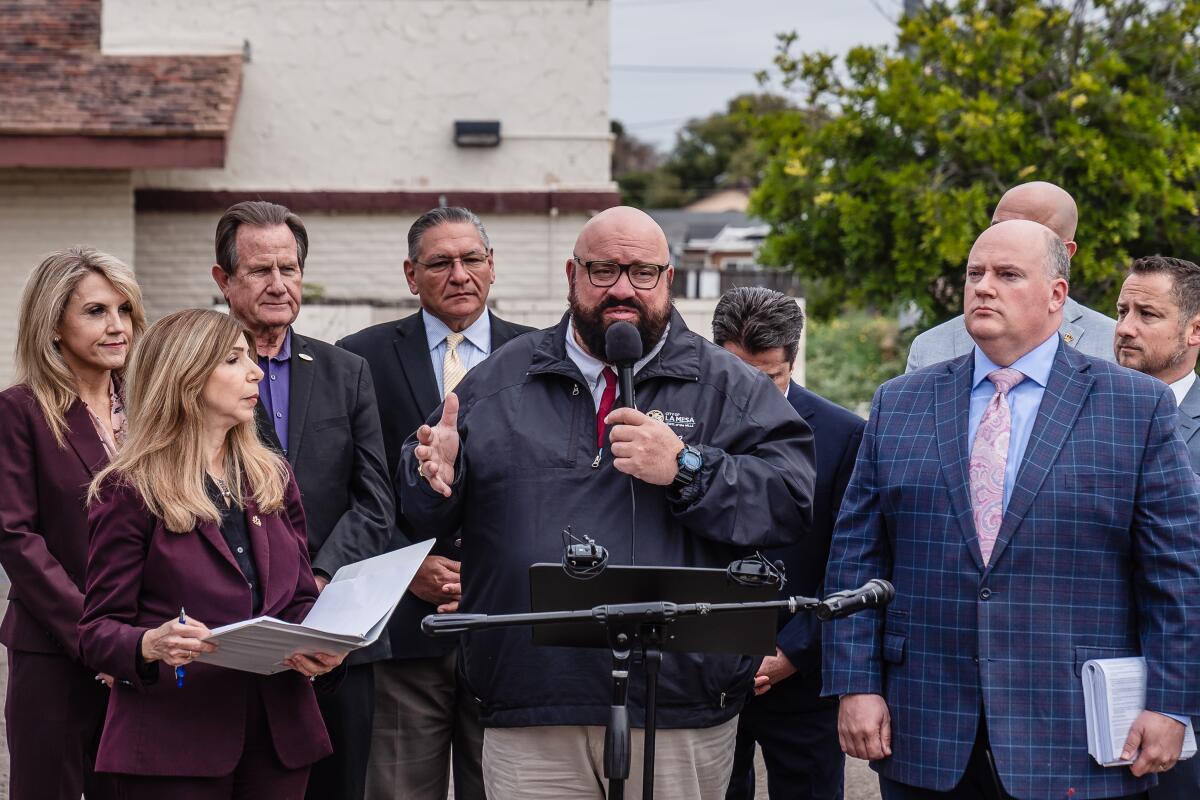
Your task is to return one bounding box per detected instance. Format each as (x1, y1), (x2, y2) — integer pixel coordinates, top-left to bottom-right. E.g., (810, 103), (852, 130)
(257, 328), (292, 454)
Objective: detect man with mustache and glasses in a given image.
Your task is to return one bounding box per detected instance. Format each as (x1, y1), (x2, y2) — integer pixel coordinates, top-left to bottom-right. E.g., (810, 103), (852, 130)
(398, 206), (816, 800)
(339, 206), (532, 800)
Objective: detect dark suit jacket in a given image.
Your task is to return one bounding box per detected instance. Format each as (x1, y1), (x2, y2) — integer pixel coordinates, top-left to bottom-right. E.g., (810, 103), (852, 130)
(0, 384), (109, 661)
(79, 471), (332, 777)
(824, 341), (1200, 798)
(254, 331), (394, 663)
(746, 382), (863, 712)
(337, 309), (533, 659)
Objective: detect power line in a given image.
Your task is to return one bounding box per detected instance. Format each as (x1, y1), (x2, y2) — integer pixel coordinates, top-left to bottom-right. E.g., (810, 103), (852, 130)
(612, 64), (760, 74)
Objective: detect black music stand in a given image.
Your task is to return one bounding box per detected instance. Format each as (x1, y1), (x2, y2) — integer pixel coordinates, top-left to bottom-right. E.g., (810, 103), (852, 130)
(422, 568), (894, 799)
(530, 564), (776, 799)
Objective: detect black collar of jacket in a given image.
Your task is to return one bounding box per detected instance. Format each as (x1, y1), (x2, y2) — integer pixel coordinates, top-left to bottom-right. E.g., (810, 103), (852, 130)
(527, 308), (701, 386)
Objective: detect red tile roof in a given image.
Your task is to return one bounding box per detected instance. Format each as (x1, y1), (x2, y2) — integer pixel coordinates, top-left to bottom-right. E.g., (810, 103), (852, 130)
(0, 0), (241, 142)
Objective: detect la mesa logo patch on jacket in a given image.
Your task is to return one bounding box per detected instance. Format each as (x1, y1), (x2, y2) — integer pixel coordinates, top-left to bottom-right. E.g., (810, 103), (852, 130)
(649, 409), (696, 429)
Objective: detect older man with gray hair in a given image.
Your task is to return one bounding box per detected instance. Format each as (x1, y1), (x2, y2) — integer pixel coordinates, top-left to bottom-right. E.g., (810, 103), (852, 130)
(338, 206), (532, 800)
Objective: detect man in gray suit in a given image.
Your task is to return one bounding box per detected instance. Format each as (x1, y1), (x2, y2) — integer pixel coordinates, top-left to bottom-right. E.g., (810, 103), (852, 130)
(906, 181), (1116, 371)
(1114, 254), (1200, 800)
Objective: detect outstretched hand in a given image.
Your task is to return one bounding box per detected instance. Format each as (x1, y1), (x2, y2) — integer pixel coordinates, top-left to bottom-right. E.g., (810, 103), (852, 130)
(415, 393), (461, 498)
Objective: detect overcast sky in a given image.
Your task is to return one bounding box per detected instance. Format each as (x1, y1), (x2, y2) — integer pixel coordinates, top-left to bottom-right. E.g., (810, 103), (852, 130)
(611, 0), (902, 150)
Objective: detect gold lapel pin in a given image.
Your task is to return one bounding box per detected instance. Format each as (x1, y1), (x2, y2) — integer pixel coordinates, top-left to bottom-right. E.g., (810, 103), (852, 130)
(1063, 333), (1074, 343)
(252, 515), (262, 526)
(298, 353), (313, 362)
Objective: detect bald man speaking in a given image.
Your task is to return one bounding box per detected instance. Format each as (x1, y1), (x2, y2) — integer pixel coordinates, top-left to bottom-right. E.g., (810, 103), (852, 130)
(906, 181), (1116, 372)
(398, 207), (816, 800)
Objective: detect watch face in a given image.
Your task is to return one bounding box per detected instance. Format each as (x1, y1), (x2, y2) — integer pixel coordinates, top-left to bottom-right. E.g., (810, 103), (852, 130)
(680, 449), (702, 470)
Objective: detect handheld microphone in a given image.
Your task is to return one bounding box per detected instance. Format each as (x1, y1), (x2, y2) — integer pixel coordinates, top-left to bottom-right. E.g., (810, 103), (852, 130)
(815, 579), (895, 621)
(604, 321), (643, 411)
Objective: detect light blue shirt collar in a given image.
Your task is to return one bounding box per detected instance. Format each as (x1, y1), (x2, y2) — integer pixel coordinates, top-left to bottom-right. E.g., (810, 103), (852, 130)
(423, 308), (492, 355)
(972, 331), (1059, 391)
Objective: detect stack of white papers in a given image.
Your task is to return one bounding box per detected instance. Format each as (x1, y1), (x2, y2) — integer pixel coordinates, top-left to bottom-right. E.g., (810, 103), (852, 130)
(1082, 656), (1197, 766)
(195, 539), (435, 675)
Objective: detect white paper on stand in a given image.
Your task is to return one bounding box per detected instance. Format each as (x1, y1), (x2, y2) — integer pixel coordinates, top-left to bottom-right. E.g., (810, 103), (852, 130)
(1082, 656), (1197, 767)
(196, 538), (435, 675)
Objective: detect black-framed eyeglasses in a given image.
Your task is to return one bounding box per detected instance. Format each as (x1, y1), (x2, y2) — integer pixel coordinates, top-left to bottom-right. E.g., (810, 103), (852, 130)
(412, 252), (491, 273)
(573, 257), (668, 289)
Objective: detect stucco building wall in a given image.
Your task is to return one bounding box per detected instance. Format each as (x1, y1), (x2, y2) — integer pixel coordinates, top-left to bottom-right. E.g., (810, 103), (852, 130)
(0, 170), (134, 383)
(102, 0), (613, 192)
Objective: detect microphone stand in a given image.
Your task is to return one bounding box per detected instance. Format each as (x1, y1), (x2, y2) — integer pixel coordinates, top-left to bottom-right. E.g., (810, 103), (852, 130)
(423, 591), (885, 800)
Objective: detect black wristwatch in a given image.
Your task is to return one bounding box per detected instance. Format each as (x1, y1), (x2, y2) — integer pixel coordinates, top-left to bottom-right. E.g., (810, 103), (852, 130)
(671, 444), (703, 491)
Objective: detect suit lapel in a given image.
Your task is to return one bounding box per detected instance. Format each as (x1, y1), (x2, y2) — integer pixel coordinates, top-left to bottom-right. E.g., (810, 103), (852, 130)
(244, 497), (274, 609)
(63, 399), (108, 475)
(490, 315), (524, 350)
(394, 313), (441, 419)
(935, 357), (985, 571)
(254, 399), (283, 453)
(985, 346), (1093, 573)
(287, 333), (315, 466)
(1176, 377), (1200, 445)
(195, 517), (243, 577)
(1058, 319), (1084, 351)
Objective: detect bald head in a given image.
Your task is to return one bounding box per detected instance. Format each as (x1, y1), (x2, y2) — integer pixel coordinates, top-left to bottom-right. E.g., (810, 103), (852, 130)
(964, 219), (1070, 365)
(575, 206), (670, 264)
(992, 182), (1078, 255)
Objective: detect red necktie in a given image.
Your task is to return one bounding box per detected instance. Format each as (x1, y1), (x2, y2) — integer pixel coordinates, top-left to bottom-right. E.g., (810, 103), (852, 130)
(596, 367), (617, 449)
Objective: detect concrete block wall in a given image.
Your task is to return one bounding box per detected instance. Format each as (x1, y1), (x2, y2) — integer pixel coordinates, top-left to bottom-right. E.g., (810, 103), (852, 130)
(0, 170), (134, 384)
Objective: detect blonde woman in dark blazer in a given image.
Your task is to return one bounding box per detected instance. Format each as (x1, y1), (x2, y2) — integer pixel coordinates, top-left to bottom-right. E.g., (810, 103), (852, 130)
(0, 247), (146, 800)
(80, 309), (343, 799)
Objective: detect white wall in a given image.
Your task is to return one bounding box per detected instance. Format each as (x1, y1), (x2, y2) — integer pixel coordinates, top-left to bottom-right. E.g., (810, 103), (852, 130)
(0, 171), (135, 384)
(102, 0), (613, 192)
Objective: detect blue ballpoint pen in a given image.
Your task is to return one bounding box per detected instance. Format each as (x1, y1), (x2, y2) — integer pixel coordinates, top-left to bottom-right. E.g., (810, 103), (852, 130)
(175, 607), (186, 688)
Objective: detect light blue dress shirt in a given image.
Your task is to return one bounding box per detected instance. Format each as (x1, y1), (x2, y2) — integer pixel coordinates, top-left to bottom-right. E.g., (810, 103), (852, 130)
(424, 309), (492, 398)
(967, 332), (1058, 513)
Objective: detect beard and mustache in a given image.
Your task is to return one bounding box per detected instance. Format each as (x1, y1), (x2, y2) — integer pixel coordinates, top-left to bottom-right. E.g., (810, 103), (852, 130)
(1115, 329), (1190, 377)
(568, 275), (672, 362)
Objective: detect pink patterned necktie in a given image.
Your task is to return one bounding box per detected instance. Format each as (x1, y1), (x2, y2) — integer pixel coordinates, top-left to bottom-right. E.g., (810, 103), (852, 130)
(968, 368), (1025, 566)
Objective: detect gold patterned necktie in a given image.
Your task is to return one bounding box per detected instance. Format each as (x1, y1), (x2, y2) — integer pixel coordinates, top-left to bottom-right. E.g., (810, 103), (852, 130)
(442, 332), (467, 397)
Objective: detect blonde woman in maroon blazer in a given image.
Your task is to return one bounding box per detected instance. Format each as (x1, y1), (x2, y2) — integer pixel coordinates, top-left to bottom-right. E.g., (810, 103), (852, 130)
(80, 309), (343, 800)
(0, 247), (146, 800)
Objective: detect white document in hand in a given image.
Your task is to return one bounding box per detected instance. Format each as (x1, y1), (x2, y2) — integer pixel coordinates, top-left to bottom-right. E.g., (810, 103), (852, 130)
(196, 538), (435, 675)
(1082, 656), (1197, 767)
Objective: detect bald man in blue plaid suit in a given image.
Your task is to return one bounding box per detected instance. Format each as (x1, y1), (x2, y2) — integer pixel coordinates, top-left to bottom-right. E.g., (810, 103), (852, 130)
(823, 220), (1200, 800)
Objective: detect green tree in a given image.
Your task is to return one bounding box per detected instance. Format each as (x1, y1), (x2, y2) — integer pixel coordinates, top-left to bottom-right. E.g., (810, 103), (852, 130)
(614, 93), (793, 208)
(665, 93), (791, 199)
(751, 0), (1200, 321)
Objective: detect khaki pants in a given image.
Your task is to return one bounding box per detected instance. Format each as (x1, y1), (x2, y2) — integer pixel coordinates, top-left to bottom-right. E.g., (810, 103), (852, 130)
(481, 717), (739, 800)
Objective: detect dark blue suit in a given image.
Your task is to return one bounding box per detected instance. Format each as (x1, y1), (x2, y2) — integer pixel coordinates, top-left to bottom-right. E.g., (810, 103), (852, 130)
(727, 383), (864, 800)
(824, 341), (1200, 799)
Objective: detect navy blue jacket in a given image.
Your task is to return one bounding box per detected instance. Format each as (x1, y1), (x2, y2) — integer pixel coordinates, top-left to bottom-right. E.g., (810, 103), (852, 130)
(747, 383), (863, 713)
(398, 311), (816, 729)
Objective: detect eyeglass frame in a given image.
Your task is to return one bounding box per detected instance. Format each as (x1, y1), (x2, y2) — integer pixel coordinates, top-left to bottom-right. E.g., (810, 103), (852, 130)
(572, 256), (670, 290)
(410, 251), (492, 273)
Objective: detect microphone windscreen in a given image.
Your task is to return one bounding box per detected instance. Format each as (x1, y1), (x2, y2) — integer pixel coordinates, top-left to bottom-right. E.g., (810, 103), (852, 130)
(604, 321), (643, 365)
